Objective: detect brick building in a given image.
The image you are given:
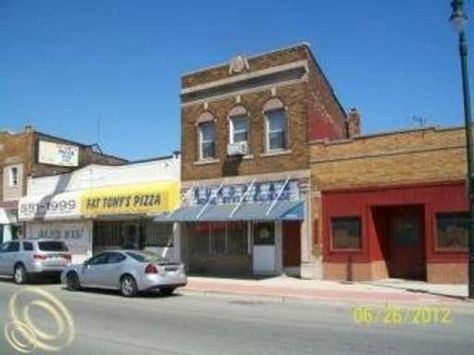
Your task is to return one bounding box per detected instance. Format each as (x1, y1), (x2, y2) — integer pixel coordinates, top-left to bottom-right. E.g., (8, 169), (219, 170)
(311, 126), (468, 283)
(157, 43), (351, 278)
(0, 126), (126, 242)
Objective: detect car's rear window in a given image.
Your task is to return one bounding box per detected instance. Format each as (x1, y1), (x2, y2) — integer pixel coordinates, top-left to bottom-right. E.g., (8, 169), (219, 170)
(126, 251), (167, 263)
(38, 241), (69, 252)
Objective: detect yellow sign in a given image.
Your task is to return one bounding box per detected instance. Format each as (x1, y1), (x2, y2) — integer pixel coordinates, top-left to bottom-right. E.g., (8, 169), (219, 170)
(80, 182), (179, 217)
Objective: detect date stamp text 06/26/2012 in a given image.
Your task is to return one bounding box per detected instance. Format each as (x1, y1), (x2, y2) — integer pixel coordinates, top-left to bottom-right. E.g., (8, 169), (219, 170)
(352, 305), (452, 325)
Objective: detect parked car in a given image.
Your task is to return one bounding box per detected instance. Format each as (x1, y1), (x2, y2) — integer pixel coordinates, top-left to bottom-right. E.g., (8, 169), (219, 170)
(0, 240), (72, 284)
(61, 250), (187, 297)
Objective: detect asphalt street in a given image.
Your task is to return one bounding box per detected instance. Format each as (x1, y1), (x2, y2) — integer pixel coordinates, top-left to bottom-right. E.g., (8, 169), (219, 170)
(0, 280), (473, 355)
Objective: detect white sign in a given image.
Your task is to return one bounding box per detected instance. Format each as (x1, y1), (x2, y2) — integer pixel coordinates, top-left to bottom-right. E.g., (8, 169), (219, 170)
(27, 221), (92, 255)
(18, 191), (81, 221)
(38, 140), (79, 167)
(191, 180), (300, 206)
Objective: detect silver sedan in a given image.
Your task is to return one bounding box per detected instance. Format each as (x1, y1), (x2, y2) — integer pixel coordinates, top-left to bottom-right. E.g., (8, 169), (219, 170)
(61, 250), (187, 297)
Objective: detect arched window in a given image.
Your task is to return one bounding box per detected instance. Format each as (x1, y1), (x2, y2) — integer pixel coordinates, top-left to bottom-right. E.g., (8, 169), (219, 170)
(196, 112), (216, 160)
(263, 99), (288, 151)
(228, 106), (249, 146)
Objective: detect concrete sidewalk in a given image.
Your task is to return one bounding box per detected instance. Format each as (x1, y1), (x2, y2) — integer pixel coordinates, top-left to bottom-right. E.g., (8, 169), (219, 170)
(182, 275), (471, 305)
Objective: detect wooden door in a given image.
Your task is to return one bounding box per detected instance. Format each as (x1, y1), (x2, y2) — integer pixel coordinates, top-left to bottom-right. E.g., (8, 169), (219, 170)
(283, 221), (301, 267)
(388, 208), (425, 280)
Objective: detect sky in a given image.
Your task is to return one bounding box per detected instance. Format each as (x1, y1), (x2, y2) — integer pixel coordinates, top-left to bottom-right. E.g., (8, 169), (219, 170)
(1, 0), (473, 160)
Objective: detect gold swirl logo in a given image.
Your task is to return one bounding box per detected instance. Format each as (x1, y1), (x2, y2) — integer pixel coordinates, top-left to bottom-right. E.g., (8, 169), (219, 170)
(4, 287), (75, 353)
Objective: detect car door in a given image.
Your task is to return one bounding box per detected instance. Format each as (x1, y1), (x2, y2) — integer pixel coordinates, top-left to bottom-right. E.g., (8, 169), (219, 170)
(101, 252), (127, 288)
(3, 242), (20, 275)
(80, 253), (110, 287)
(0, 243), (10, 274)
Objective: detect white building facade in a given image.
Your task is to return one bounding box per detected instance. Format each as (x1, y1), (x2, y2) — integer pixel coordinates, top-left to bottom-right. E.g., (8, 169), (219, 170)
(18, 154), (181, 263)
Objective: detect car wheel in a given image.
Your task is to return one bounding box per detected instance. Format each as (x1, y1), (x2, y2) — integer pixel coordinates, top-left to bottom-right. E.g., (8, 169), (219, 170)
(66, 272), (81, 291)
(160, 287), (176, 296)
(120, 275), (138, 297)
(13, 264), (28, 285)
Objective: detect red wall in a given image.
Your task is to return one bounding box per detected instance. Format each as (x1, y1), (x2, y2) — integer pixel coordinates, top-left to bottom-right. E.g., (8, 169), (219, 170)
(321, 181), (468, 264)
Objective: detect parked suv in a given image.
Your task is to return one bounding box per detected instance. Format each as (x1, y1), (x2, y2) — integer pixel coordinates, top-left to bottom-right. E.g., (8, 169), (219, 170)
(0, 240), (72, 284)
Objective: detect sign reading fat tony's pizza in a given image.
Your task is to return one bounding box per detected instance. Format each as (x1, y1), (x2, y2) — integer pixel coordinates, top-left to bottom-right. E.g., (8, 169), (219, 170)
(80, 182), (179, 217)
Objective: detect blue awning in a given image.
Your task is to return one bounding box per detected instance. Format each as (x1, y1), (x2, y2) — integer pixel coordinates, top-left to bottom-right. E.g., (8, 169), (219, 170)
(154, 200), (304, 222)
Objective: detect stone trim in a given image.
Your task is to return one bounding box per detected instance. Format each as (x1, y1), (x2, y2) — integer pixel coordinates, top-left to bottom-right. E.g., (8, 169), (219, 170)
(196, 111), (215, 124)
(193, 158), (220, 166)
(260, 149), (293, 158)
(181, 78), (308, 107)
(181, 60), (308, 95)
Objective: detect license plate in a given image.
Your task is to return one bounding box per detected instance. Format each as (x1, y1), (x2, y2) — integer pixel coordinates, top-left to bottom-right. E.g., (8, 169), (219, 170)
(165, 266), (179, 272)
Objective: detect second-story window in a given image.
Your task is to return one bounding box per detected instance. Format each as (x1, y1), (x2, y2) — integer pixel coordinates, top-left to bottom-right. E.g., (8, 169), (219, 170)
(9, 166), (19, 187)
(198, 121), (216, 160)
(230, 115), (249, 144)
(266, 108), (287, 151)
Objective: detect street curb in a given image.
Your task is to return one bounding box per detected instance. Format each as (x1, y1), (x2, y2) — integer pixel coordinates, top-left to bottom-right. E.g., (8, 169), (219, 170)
(179, 288), (472, 307)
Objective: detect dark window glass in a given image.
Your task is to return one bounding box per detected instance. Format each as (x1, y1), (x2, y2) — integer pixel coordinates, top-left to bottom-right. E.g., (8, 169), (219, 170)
(210, 222), (226, 254)
(88, 253), (110, 266)
(253, 222), (275, 245)
(266, 109), (287, 151)
(227, 222), (248, 254)
(106, 252), (126, 264)
(436, 213), (468, 249)
(6, 242), (20, 252)
(125, 251), (167, 263)
(38, 241), (68, 252)
(23, 242), (33, 251)
(189, 223), (210, 255)
(144, 222), (174, 247)
(331, 217), (362, 250)
(93, 222), (123, 247)
(199, 122), (216, 160)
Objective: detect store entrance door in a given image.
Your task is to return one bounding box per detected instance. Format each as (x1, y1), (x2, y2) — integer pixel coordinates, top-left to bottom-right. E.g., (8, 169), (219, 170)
(388, 206), (425, 280)
(122, 223), (140, 250)
(252, 222), (277, 275)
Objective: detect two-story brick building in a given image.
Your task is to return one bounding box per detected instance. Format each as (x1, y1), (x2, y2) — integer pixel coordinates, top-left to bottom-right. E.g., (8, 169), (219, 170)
(0, 126), (126, 243)
(156, 43), (351, 278)
(311, 126), (468, 284)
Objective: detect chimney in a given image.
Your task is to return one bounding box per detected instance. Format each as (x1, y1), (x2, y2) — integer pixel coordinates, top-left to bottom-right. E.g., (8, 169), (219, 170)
(24, 125), (33, 134)
(346, 108), (361, 138)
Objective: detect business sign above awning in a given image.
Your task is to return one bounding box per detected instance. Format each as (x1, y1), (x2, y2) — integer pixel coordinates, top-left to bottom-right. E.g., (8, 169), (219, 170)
(191, 180), (300, 206)
(81, 182), (180, 217)
(19, 191), (81, 221)
(38, 140), (79, 167)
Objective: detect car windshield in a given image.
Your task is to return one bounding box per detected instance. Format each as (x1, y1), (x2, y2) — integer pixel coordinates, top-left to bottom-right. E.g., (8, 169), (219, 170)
(126, 251), (168, 263)
(38, 241), (69, 252)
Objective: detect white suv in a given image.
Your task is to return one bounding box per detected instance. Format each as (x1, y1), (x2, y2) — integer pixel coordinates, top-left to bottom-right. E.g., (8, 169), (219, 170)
(0, 240), (72, 284)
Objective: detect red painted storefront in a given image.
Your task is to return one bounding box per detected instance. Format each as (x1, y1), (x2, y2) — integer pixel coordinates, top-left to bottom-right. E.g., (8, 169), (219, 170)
(321, 181), (468, 283)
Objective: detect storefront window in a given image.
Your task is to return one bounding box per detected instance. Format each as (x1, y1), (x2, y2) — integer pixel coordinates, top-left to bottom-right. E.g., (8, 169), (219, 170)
(227, 222), (247, 254)
(189, 222), (210, 255)
(210, 222), (226, 254)
(94, 222), (123, 248)
(253, 222), (275, 245)
(189, 222), (249, 255)
(436, 213), (468, 250)
(145, 222), (174, 247)
(331, 217), (362, 250)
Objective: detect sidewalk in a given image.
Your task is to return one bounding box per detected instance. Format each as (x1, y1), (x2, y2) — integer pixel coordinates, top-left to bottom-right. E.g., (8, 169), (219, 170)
(182, 275), (471, 305)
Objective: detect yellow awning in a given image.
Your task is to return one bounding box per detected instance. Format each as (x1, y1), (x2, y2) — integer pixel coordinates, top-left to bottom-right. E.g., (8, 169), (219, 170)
(80, 182), (179, 218)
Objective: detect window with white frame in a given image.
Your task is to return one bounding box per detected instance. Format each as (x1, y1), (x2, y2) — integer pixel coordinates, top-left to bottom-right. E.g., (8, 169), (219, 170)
(230, 115), (249, 144)
(9, 166), (19, 187)
(198, 121), (216, 160)
(265, 109), (287, 151)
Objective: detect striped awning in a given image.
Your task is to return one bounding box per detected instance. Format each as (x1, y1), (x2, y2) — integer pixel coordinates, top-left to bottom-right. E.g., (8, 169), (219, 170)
(154, 200), (304, 222)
